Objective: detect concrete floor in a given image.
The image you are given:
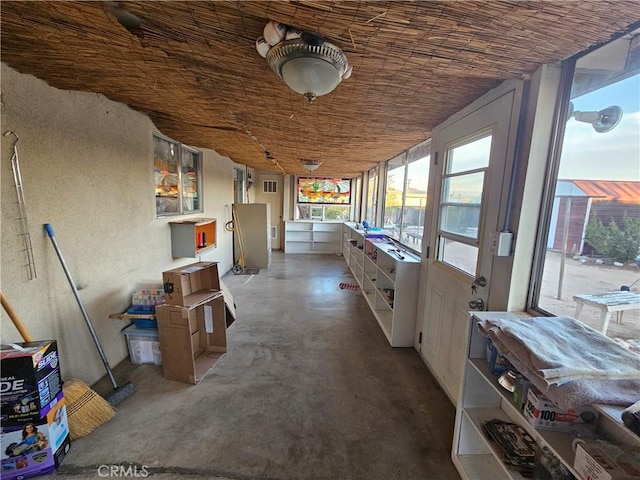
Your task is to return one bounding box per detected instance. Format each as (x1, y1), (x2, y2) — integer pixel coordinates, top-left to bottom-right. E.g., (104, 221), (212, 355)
(43, 252), (460, 480)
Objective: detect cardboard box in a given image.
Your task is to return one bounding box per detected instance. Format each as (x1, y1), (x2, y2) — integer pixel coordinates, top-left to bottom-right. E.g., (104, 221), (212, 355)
(1, 393), (71, 479)
(156, 293), (227, 384)
(122, 326), (162, 365)
(162, 262), (220, 307)
(486, 339), (511, 376)
(574, 439), (640, 480)
(523, 388), (581, 431)
(1, 341), (63, 427)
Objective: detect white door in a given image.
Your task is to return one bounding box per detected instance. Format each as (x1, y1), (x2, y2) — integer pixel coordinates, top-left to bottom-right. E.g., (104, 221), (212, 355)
(419, 85), (520, 403)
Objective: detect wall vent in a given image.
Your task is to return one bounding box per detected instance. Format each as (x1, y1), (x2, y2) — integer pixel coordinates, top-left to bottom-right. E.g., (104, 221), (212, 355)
(263, 180), (278, 194)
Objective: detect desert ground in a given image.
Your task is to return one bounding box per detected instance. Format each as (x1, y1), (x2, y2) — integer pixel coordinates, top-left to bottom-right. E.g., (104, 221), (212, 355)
(540, 250), (639, 342)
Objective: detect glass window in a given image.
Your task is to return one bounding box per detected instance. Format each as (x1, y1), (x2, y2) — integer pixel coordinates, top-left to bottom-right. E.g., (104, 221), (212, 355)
(154, 133), (202, 216)
(354, 175), (362, 222)
(437, 132), (492, 276)
(365, 166), (378, 225)
(532, 33), (640, 339)
(295, 176), (352, 221)
(181, 146), (200, 212)
(377, 140), (431, 251)
(234, 168), (245, 204)
(401, 143), (431, 251)
(383, 153), (407, 239)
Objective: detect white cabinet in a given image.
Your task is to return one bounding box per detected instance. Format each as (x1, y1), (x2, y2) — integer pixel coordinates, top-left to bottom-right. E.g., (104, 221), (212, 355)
(234, 203), (271, 268)
(452, 311), (640, 480)
(342, 223), (420, 347)
(284, 221), (342, 254)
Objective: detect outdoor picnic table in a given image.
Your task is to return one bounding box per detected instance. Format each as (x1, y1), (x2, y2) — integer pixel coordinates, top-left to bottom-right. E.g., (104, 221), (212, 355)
(573, 291), (640, 335)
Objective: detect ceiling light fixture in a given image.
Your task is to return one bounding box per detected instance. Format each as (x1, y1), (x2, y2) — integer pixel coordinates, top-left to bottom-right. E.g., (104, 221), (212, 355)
(568, 102), (623, 133)
(300, 159), (322, 172)
(257, 21), (352, 103)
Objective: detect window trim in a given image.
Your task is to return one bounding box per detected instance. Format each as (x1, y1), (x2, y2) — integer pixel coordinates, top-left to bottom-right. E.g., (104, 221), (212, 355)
(527, 57), (577, 314)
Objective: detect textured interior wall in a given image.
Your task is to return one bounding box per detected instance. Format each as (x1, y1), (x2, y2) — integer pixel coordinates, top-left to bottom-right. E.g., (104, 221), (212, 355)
(1, 64), (234, 385)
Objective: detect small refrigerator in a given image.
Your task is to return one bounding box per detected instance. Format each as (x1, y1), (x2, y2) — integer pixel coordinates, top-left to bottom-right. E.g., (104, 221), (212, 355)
(233, 203), (272, 269)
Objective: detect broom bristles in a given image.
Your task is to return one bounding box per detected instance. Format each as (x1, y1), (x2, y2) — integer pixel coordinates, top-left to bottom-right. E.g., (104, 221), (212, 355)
(63, 379), (115, 440)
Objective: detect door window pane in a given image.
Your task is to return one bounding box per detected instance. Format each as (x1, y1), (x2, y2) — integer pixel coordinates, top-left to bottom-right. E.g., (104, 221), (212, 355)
(534, 36), (640, 339)
(440, 172), (484, 239)
(438, 238), (479, 275)
(437, 133), (492, 275)
(446, 136), (491, 174)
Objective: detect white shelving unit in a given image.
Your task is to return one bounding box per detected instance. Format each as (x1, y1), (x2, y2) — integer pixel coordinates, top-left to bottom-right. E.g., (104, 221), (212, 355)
(342, 223), (420, 347)
(452, 311), (640, 480)
(284, 221), (342, 254)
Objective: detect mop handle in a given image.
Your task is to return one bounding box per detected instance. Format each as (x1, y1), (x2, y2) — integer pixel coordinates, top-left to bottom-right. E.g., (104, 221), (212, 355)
(44, 224), (118, 389)
(1, 291), (34, 342)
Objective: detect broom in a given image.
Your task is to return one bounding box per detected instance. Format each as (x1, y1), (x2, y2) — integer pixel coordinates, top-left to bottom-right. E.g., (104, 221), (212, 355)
(44, 223), (136, 406)
(1, 290), (115, 439)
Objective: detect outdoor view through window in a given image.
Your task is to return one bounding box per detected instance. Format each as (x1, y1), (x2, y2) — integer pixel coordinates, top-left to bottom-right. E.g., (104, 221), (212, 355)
(538, 37), (640, 342)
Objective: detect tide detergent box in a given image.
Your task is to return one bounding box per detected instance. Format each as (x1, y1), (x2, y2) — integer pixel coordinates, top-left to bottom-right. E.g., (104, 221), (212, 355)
(1, 341), (62, 427)
(1, 342), (70, 478)
(1, 393), (71, 479)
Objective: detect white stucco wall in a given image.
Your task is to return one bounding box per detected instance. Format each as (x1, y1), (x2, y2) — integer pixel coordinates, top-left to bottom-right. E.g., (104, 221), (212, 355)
(1, 64), (235, 385)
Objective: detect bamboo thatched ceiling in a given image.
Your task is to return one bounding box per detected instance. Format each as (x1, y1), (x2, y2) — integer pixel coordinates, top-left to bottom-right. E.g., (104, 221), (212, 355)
(2, 1), (639, 176)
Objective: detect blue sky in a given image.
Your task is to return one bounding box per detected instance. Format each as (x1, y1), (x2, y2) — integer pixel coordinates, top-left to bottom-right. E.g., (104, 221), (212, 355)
(559, 73), (640, 181)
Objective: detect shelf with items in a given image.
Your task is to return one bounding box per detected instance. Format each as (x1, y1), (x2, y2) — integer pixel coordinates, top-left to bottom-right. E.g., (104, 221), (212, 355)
(169, 218), (216, 258)
(284, 221), (342, 254)
(453, 311), (640, 480)
(342, 223), (420, 347)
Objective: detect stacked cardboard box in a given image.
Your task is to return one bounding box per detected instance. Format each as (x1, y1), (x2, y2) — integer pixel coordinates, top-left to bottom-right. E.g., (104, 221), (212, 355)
(1, 341), (71, 480)
(157, 262), (227, 384)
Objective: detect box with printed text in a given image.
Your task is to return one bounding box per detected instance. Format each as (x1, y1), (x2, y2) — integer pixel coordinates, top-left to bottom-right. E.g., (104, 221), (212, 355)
(1, 392), (71, 479)
(1, 341), (63, 427)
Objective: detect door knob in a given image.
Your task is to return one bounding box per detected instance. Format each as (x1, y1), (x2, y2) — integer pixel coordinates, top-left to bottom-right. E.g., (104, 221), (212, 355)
(468, 298), (485, 311)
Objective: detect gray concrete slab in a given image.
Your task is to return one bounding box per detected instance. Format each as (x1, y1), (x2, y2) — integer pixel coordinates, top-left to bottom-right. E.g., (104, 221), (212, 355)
(40, 252), (460, 479)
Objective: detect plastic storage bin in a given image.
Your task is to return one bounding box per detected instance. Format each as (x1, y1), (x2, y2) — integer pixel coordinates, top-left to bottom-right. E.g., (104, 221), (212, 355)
(123, 325), (162, 365)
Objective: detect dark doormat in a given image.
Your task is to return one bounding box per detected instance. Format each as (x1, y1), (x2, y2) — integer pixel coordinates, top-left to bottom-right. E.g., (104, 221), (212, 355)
(243, 268), (260, 275)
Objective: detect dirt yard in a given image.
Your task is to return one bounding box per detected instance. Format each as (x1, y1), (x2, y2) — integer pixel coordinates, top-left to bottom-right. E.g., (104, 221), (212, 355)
(540, 250), (639, 341)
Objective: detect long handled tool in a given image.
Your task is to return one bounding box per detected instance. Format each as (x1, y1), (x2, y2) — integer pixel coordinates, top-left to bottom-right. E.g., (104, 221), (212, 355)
(1, 291), (34, 342)
(44, 223), (135, 406)
(1, 290), (115, 438)
(225, 204), (247, 275)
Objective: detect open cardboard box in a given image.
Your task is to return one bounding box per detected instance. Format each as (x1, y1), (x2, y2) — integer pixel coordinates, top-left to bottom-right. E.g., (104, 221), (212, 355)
(156, 293), (227, 384)
(162, 262), (220, 308)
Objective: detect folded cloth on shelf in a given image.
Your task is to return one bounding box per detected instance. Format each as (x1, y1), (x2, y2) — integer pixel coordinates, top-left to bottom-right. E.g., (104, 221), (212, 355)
(477, 315), (640, 408)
